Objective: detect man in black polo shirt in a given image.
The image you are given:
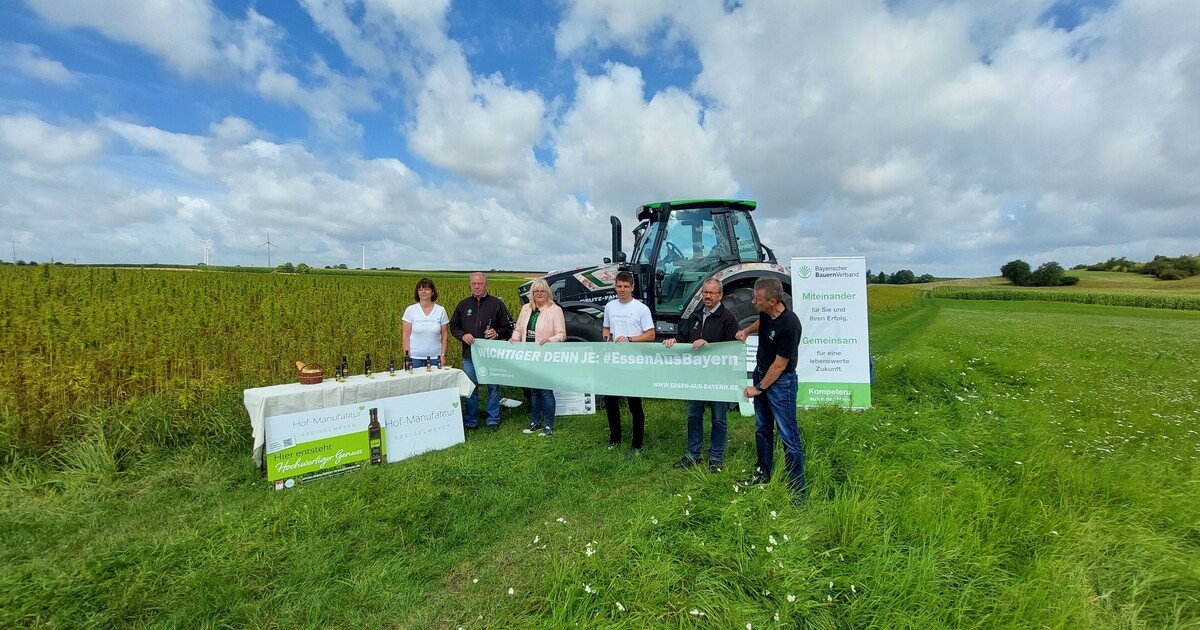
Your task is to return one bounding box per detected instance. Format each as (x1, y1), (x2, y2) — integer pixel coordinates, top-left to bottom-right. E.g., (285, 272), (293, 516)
(734, 277), (806, 502)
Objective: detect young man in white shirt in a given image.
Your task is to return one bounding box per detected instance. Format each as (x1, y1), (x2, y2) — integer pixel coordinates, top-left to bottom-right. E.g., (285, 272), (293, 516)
(602, 271), (656, 458)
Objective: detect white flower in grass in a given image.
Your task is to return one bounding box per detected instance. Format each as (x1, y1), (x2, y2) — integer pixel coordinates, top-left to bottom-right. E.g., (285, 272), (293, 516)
(733, 485), (740, 493)
(766, 546), (774, 553)
(783, 534), (790, 542)
(1014, 460), (1022, 465)
(747, 624), (753, 629)
(827, 595), (833, 602)
(472, 578), (478, 584)
(687, 495), (692, 501)
(689, 609), (705, 617)
(508, 587), (514, 595)
(1050, 530), (1059, 536)
(774, 613), (780, 621)
(851, 584), (857, 594)
(769, 535), (777, 545)
(770, 510), (777, 519)
(650, 517), (658, 525)
(616, 602), (626, 612)
(584, 583), (594, 594)
(532, 535), (539, 544)
(787, 594), (796, 602)
(685, 509), (690, 516)
(828, 582), (833, 589)
(556, 517), (567, 524)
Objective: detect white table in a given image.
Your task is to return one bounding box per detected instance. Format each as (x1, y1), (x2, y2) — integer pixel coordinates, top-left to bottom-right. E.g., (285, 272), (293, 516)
(245, 368), (475, 467)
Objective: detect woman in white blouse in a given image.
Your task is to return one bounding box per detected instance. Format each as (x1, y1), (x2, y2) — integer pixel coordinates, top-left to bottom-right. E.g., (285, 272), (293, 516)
(402, 277), (449, 368)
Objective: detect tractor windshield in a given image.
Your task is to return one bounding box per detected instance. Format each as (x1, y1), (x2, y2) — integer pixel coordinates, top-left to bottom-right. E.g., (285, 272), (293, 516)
(653, 207), (732, 314)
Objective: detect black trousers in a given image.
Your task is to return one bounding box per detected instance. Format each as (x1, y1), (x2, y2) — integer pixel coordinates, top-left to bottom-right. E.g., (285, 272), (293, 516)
(605, 396), (644, 449)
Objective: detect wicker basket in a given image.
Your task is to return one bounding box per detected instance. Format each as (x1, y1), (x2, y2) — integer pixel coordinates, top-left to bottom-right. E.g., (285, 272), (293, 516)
(298, 363), (324, 385)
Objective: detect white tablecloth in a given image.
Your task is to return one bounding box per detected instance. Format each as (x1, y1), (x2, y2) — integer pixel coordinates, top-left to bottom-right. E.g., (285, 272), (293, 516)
(245, 368), (475, 467)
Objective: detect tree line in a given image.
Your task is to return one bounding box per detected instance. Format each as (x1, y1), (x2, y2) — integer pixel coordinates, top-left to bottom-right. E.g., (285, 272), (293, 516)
(1073, 254), (1200, 281)
(866, 269), (937, 285)
(1000, 260), (1080, 287)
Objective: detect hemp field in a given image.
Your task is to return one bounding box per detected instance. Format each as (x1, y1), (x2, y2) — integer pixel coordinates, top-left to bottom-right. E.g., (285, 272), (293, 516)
(1, 266), (1197, 628)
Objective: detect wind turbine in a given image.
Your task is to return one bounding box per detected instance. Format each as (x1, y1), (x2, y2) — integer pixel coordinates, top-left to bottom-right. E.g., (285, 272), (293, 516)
(260, 233), (277, 267)
(199, 238), (212, 265)
(359, 241), (366, 270)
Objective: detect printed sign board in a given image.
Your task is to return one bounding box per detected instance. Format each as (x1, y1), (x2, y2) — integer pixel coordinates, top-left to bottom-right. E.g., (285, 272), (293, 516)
(263, 387), (464, 488)
(381, 387), (465, 462)
(553, 391), (596, 416)
(264, 401), (380, 485)
(791, 256), (872, 408)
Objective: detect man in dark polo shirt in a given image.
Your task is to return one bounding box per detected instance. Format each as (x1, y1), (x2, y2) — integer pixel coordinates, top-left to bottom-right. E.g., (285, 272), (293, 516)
(734, 277), (806, 502)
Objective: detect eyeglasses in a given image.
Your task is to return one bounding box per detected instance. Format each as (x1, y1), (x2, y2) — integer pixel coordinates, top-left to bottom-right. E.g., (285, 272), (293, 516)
(533, 289), (548, 293)
(700, 290), (721, 295)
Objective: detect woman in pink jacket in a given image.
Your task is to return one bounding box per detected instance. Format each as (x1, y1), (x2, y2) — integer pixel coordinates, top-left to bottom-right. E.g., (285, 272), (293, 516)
(510, 278), (566, 436)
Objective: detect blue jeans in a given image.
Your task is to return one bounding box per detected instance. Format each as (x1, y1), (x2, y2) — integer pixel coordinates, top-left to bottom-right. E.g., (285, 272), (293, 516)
(685, 400), (727, 463)
(461, 358), (501, 427)
(752, 372), (805, 493)
(411, 357), (441, 368)
(529, 389), (556, 431)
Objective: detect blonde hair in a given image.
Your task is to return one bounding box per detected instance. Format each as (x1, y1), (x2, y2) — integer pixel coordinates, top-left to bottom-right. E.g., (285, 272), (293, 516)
(530, 279), (555, 308)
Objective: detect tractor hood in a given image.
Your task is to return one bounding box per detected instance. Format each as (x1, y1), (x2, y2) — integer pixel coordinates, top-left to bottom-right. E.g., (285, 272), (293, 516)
(518, 263), (621, 308)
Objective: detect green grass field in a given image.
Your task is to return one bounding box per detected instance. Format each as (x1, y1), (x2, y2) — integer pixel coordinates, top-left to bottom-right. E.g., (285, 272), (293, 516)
(2, 271), (1198, 628)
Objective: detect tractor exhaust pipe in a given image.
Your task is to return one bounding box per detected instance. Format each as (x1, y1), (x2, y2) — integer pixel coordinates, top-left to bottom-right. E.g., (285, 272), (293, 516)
(608, 215), (623, 264)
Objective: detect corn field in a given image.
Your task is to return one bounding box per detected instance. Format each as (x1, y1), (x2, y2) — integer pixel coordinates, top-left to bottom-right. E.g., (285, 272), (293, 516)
(930, 287), (1200, 310)
(865, 285), (922, 311)
(0, 265), (525, 453)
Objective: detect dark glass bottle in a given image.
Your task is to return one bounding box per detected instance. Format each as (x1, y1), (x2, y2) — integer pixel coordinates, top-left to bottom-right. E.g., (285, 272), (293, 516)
(368, 408), (382, 465)
(340, 355), (349, 380)
(388, 358), (395, 376)
(404, 351), (413, 374)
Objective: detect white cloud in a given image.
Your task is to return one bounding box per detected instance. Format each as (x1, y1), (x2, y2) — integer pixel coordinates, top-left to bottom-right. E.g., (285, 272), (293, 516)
(0, 115), (103, 165)
(407, 58), (546, 183)
(9, 43), (78, 86)
(546, 0), (1200, 275)
(552, 63), (736, 210)
(25, 0), (219, 77)
(106, 120), (211, 174)
(556, 0), (681, 56)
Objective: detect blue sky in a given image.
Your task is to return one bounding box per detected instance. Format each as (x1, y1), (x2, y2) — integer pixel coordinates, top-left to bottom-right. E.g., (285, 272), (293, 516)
(1, 0), (1196, 276)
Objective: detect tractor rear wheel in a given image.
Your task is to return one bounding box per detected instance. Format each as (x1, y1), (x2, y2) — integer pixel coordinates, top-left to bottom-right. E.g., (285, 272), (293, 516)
(724, 285), (791, 329)
(724, 287), (759, 329)
(564, 309), (604, 342)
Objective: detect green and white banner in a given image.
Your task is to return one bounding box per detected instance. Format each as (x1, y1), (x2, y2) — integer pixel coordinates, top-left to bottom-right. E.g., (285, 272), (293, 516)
(264, 401), (381, 484)
(470, 340), (746, 403)
(791, 256), (873, 409)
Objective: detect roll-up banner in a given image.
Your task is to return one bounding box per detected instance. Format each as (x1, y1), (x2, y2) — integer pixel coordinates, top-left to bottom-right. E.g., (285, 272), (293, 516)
(792, 257), (872, 409)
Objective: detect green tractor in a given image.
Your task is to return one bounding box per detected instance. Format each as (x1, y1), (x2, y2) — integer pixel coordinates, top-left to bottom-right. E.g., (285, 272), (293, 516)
(517, 199), (790, 341)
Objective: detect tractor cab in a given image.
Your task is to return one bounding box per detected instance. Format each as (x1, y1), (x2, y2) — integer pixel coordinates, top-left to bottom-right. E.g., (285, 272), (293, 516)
(519, 199), (788, 341)
(624, 200), (773, 320)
